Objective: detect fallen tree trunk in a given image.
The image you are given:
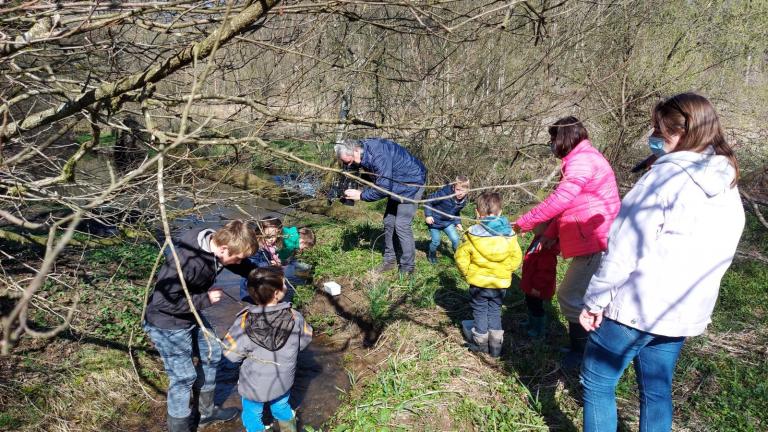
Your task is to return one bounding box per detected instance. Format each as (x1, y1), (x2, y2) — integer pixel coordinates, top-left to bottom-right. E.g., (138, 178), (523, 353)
(193, 161), (364, 220)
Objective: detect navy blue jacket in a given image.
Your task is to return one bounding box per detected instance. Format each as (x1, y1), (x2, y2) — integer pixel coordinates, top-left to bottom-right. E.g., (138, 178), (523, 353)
(423, 184), (467, 230)
(359, 138), (427, 202)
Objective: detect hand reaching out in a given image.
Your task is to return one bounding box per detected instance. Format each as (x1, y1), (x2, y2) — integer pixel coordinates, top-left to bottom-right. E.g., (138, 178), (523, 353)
(344, 189), (362, 201)
(208, 288), (223, 304)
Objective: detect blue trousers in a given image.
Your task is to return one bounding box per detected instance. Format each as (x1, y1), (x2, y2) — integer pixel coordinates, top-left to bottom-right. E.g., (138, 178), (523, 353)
(469, 286), (506, 333)
(143, 318), (220, 418)
(428, 225), (460, 253)
(242, 392), (293, 432)
(581, 318), (685, 432)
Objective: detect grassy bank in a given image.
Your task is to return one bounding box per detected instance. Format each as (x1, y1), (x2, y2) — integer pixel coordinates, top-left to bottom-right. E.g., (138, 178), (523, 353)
(0, 241), (166, 431)
(300, 203), (768, 431)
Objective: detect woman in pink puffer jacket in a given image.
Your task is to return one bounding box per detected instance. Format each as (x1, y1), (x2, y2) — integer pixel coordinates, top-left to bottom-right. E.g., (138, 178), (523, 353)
(514, 116), (620, 369)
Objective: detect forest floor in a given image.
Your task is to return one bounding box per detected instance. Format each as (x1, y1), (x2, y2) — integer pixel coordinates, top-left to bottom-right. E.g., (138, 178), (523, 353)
(1, 199), (767, 431)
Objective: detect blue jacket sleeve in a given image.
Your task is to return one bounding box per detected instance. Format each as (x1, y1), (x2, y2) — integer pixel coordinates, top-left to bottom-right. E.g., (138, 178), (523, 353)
(423, 190), (438, 218)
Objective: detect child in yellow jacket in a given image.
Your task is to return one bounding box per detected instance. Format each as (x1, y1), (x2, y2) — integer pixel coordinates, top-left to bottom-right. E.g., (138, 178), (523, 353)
(455, 192), (522, 357)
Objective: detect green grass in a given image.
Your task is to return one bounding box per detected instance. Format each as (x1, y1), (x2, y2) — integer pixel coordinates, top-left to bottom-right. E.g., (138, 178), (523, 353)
(292, 283), (316, 309)
(307, 313), (338, 336)
(0, 412), (23, 430)
(713, 261), (768, 331)
(676, 340), (768, 431)
(87, 242), (160, 279)
(306, 207), (768, 431)
(75, 132), (117, 146)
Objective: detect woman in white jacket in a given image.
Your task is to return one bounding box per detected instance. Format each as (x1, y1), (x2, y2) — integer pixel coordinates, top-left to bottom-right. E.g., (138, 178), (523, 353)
(578, 93), (745, 432)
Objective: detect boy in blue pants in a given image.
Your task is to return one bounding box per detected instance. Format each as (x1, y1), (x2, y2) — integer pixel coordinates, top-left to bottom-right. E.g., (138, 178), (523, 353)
(424, 175), (469, 263)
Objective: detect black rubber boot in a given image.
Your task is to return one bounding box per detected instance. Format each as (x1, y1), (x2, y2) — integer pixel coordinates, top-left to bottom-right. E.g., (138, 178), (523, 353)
(561, 321), (588, 371)
(427, 250), (437, 264)
(197, 390), (239, 429)
(167, 414), (191, 432)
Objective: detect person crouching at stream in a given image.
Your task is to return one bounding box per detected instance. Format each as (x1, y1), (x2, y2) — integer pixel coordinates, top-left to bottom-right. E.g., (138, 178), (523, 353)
(455, 192), (522, 357)
(223, 267), (313, 432)
(239, 217), (283, 303)
(143, 220), (259, 432)
(278, 225), (316, 295)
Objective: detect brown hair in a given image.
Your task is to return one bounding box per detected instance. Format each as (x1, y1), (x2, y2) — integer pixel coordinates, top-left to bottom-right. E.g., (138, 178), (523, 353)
(211, 220), (258, 256)
(298, 227), (316, 248)
(476, 192), (502, 217)
(252, 217), (283, 248)
(454, 175), (470, 188)
(247, 266), (285, 305)
(652, 93), (739, 185)
(548, 116), (589, 159)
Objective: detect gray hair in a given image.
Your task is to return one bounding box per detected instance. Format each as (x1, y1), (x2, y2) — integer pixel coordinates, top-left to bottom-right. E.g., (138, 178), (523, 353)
(334, 139), (362, 158)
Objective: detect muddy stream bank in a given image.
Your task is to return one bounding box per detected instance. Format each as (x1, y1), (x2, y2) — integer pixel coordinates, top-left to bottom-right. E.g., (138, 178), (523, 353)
(134, 188), (378, 431)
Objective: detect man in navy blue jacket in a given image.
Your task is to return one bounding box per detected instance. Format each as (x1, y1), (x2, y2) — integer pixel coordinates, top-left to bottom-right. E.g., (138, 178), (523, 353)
(335, 138), (427, 274)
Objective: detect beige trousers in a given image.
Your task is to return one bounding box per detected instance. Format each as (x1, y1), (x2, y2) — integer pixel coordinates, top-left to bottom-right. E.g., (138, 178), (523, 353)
(557, 252), (603, 323)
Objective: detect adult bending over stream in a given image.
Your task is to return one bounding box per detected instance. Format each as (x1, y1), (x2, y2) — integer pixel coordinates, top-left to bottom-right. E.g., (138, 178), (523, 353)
(335, 139), (427, 275)
(513, 117), (620, 369)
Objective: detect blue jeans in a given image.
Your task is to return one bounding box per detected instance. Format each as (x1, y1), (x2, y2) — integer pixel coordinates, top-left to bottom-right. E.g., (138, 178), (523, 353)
(428, 225), (460, 253)
(581, 318), (685, 432)
(469, 286), (506, 333)
(143, 319), (221, 418)
(242, 392), (293, 432)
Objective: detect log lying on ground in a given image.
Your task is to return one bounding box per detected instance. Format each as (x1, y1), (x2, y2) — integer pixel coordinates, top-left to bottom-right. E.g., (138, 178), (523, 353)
(194, 161), (365, 220)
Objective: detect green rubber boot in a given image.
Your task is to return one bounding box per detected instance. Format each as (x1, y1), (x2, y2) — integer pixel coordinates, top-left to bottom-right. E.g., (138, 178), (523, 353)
(526, 315), (546, 339)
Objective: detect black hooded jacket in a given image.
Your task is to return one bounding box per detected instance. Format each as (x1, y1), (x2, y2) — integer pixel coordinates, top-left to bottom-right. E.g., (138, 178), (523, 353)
(145, 228), (254, 329)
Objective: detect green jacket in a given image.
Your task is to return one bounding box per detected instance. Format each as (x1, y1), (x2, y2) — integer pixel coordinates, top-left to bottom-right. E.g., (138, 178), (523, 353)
(278, 226), (300, 261)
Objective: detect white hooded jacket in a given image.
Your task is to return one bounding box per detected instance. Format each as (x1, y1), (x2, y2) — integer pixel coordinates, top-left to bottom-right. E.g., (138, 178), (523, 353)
(583, 148), (744, 337)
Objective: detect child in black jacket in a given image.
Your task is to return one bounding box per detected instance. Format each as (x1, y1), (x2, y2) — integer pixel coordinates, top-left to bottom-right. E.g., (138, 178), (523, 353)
(144, 220), (258, 432)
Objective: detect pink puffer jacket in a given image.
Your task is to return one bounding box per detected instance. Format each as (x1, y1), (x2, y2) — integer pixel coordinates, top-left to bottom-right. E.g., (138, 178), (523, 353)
(516, 140), (620, 258)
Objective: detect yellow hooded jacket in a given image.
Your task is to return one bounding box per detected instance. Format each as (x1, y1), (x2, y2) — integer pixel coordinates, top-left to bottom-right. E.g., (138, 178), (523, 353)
(455, 220), (523, 289)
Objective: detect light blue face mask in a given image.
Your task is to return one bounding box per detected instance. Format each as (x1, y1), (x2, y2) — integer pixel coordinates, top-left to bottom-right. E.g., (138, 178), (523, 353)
(648, 136), (666, 157)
